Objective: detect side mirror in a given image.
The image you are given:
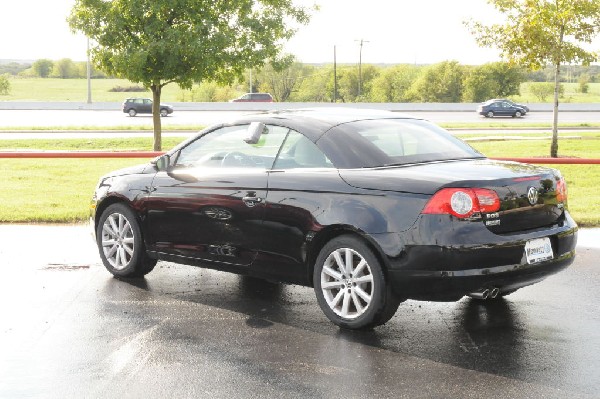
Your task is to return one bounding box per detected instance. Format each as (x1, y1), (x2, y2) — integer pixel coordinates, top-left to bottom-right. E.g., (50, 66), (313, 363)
(153, 154), (171, 171)
(245, 122), (267, 144)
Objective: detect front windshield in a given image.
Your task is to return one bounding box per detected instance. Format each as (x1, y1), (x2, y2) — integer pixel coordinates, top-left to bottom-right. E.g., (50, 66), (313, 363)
(317, 118), (484, 169)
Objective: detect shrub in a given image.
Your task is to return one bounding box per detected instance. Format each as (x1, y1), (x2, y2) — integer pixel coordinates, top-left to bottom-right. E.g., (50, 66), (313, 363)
(527, 82), (564, 101)
(0, 74), (10, 95)
(578, 75), (589, 93)
(109, 85), (146, 92)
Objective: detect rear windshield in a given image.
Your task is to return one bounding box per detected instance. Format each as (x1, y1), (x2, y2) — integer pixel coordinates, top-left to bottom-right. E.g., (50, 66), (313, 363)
(318, 119), (484, 168)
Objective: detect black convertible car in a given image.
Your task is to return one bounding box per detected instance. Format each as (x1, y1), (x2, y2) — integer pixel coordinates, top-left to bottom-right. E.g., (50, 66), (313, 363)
(91, 109), (577, 329)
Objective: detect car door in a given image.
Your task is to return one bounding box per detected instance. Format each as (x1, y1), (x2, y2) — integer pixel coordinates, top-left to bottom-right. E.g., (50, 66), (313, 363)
(142, 99), (153, 114)
(489, 101), (503, 115)
(252, 130), (337, 284)
(499, 101), (513, 116)
(144, 124), (288, 266)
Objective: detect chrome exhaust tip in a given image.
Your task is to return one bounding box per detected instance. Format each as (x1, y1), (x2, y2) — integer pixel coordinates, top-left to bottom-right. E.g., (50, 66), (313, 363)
(490, 287), (500, 299)
(469, 289), (490, 300)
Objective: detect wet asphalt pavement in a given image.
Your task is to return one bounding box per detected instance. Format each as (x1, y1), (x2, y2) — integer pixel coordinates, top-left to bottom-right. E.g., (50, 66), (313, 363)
(1, 224), (599, 398)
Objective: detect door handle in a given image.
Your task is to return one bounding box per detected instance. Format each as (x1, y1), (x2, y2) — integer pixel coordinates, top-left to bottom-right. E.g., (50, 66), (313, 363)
(242, 195), (263, 208)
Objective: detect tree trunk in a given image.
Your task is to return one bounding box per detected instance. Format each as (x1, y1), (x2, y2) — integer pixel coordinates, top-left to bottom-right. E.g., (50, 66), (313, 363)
(550, 64), (560, 158)
(151, 85), (162, 151)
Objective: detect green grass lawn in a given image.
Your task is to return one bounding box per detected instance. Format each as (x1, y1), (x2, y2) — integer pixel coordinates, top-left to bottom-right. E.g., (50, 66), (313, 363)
(0, 137), (186, 151)
(0, 135), (599, 225)
(512, 82), (600, 104)
(1, 78), (184, 102)
(0, 137), (187, 223)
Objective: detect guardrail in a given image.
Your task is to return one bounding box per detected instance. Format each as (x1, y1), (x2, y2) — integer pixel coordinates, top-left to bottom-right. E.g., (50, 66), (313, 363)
(1, 151), (599, 164)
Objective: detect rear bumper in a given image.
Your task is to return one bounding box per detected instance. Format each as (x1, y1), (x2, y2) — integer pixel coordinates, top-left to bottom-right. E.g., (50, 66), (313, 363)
(389, 249), (575, 301)
(379, 213), (578, 301)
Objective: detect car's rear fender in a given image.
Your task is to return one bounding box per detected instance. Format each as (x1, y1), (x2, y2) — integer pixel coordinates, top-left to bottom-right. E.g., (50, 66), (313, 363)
(305, 225), (397, 288)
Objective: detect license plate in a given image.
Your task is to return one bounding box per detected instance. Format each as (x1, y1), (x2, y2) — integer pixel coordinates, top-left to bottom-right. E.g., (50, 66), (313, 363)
(525, 237), (554, 264)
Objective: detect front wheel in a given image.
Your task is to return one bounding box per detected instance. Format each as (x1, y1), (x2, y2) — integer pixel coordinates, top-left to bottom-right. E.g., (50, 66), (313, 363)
(486, 111), (494, 118)
(514, 111), (522, 118)
(160, 108), (169, 117)
(96, 203), (156, 277)
(313, 235), (401, 330)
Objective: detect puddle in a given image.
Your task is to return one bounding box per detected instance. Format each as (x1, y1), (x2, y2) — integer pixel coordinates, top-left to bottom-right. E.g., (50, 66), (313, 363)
(41, 264), (91, 271)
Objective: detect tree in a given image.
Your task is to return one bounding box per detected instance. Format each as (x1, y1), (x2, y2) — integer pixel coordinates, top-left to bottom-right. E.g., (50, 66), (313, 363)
(336, 65), (379, 102)
(527, 82), (564, 101)
(467, 0), (600, 157)
(462, 62), (524, 102)
(578, 74), (590, 93)
(370, 65), (420, 103)
(290, 65), (334, 102)
(32, 59), (54, 78)
(462, 66), (500, 102)
(178, 81), (239, 102)
(407, 61), (464, 102)
(0, 62), (30, 76)
(256, 56), (306, 102)
(50, 58), (78, 79)
(69, 0), (311, 151)
(486, 62), (525, 97)
(0, 74), (10, 95)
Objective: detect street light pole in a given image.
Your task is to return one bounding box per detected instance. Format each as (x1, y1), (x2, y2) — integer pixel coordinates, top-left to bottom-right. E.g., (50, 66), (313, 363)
(355, 39), (369, 99)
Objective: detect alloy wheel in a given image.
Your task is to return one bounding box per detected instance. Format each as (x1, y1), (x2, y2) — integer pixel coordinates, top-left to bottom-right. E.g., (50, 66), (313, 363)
(320, 247), (374, 319)
(101, 212), (135, 270)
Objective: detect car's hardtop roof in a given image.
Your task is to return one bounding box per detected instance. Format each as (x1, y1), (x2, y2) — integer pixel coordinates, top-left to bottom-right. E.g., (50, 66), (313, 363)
(225, 108), (419, 140)
(484, 98), (520, 104)
(228, 107), (418, 141)
(167, 108), (426, 157)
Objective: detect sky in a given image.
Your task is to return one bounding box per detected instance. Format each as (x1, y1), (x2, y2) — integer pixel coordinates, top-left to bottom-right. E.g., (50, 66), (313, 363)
(1, 0), (597, 65)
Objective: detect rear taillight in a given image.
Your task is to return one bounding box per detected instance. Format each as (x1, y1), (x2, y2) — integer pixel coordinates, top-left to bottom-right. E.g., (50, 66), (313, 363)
(422, 188), (500, 218)
(556, 177), (568, 204)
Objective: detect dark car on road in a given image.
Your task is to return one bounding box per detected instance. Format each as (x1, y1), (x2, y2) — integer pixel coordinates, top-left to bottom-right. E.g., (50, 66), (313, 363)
(490, 98), (530, 113)
(122, 98), (173, 117)
(91, 108), (577, 329)
(229, 92), (274, 102)
(478, 99), (527, 118)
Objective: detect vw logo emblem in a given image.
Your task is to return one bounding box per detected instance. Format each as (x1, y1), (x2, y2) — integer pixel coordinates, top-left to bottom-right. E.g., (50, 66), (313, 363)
(527, 186), (538, 205)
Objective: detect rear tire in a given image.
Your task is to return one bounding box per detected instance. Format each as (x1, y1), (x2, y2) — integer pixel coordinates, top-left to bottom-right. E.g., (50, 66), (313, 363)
(96, 203), (156, 278)
(313, 235), (401, 330)
(128, 109), (137, 117)
(160, 108), (169, 117)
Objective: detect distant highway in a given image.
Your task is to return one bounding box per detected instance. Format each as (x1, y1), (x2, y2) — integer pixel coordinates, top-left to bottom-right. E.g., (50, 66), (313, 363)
(1, 109), (599, 129)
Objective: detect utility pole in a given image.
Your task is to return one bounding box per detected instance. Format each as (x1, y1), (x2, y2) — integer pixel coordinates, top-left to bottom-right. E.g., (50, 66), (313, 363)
(355, 39), (369, 99)
(333, 45), (337, 102)
(86, 37), (92, 104)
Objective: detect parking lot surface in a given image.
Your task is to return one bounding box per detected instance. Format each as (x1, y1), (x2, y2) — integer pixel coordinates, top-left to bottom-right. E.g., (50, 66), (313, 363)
(1, 224), (599, 398)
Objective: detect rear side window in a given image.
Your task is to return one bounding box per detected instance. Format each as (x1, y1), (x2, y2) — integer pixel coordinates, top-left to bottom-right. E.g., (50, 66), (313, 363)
(319, 119), (483, 169)
(273, 130), (333, 169)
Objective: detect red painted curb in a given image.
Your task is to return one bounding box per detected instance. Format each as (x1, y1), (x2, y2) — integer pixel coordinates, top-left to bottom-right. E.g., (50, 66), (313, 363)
(0, 151), (165, 158)
(1, 151), (599, 164)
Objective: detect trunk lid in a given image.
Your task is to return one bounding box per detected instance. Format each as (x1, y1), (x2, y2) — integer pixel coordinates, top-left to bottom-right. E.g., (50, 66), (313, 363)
(339, 159), (566, 234)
